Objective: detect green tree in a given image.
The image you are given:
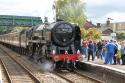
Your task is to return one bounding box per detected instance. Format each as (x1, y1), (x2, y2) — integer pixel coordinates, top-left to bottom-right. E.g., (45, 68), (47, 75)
(0, 26), (12, 34)
(54, 0), (86, 27)
(80, 28), (86, 39)
(117, 32), (125, 40)
(12, 27), (30, 32)
(80, 28), (101, 40)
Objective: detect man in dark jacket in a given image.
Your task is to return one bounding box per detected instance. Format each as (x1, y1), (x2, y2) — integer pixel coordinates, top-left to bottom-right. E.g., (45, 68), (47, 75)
(88, 41), (94, 61)
(97, 41), (103, 59)
(113, 40), (118, 64)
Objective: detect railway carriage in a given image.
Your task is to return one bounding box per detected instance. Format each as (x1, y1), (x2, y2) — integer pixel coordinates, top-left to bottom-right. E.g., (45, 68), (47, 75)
(0, 21), (83, 71)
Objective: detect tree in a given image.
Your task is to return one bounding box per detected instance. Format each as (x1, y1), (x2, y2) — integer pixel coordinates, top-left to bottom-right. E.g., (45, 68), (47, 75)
(54, 0), (86, 27)
(80, 28), (86, 39)
(12, 27), (30, 32)
(86, 28), (101, 40)
(0, 26), (13, 34)
(117, 32), (125, 40)
(80, 28), (101, 40)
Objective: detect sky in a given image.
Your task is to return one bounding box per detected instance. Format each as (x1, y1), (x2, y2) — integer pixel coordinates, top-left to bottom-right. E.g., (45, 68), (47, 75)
(86, 0), (125, 24)
(0, 0), (55, 22)
(0, 0), (125, 24)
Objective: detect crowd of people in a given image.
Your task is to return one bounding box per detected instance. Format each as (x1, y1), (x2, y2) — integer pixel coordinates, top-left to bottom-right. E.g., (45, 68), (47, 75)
(81, 39), (125, 65)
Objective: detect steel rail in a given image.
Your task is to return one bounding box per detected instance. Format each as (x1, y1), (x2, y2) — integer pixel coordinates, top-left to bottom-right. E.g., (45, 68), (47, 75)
(0, 47), (41, 83)
(54, 69), (103, 83)
(74, 70), (102, 83)
(53, 71), (74, 83)
(0, 58), (13, 83)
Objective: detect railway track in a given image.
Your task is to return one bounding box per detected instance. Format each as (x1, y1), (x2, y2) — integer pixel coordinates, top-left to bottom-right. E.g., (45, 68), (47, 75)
(0, 45), (103, 83)
(0, 58), (9, 83)
(0, 45), (69, 83)
(74, 70), (102, 83)
(0, 58), (13, 83)
(54, 70), (102, 83)
(0, 49), (41, 83)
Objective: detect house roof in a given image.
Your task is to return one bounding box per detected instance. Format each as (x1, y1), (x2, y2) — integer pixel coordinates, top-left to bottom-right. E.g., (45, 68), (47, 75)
(83, 21), (96, 29)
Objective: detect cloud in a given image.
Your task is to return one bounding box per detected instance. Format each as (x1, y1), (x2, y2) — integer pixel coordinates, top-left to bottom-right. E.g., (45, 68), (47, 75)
(88, 12), (125, 24)
(85, 0), (109, 6)
(86, 0), (125, 7)
(105, 12), (125, 22)
(0, 0), (55, 22)
(85, 0), (125, 23)
(1, 0), (125, 23)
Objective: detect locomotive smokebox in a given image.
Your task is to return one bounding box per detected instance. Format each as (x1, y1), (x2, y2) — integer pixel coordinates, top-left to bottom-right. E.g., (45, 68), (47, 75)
(51, 21), (76, 47)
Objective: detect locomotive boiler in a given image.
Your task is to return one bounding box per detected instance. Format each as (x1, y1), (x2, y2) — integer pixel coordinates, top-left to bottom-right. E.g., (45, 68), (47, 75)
(0, 21), (83, 71)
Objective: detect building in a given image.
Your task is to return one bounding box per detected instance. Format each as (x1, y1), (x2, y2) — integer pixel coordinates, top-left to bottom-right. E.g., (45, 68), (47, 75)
(97, 20), (125, 40)
(83, 21), (96, 29)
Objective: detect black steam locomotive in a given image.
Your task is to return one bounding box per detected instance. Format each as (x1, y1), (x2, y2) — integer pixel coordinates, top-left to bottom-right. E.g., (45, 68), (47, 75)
(0, 21), (83, 71)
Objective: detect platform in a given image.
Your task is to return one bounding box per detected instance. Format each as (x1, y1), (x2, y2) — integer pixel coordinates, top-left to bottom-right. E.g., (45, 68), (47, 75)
(79, 57), (125, 83)
(82, 57), (125, 73)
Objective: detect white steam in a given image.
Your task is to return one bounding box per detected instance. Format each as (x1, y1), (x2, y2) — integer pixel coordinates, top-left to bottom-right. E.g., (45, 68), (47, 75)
(40, 60), (55, 72)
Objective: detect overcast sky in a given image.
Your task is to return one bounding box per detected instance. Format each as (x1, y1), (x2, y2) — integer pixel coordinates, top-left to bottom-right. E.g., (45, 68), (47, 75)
(0, 0), (55, 22)
(86, 0), (125, 24)
(0, 0), (125, 23)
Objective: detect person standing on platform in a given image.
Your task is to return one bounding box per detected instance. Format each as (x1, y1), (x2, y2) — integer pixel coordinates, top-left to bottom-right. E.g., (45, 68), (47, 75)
(88, 40), (94, 61)
(113, 40), (118, 64)
(82, 39), (88, 58)
(117, 42), (121, 64)
(121, 42), (125, 65)
(97, 41), (103, 59)
(93, 41), (97, 60)
(104, 40), (117, 64)
(102, 40), (107, 57)
(102, 40), (106, 59)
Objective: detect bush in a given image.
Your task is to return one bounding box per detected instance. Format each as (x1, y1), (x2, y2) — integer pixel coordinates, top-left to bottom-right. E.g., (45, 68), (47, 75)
(117, 32), (125, 40)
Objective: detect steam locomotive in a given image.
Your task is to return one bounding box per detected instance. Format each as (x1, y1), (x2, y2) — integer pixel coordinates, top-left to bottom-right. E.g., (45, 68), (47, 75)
(0, 21), (83, 71)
